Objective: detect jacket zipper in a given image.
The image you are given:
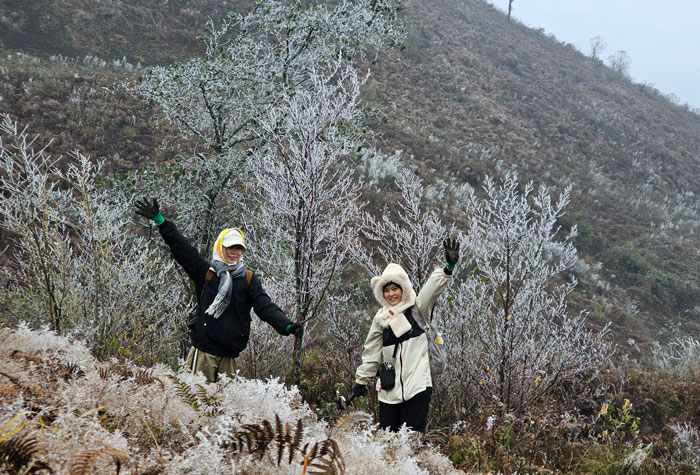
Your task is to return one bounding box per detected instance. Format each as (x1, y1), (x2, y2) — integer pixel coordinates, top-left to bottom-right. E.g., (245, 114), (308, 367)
(399, 342), (405, 401)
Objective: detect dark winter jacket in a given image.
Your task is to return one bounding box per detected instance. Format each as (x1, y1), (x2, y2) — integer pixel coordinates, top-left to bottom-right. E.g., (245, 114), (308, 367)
(158, 220), (294, 358)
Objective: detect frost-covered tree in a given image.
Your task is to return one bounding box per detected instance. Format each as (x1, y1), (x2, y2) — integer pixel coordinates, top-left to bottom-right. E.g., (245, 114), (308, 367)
(129, 150), (249, 260)
(508, 0), (515, 21)
(608, 50), (632, 77)
(359, 158), (457, 287)
(127, 0), (405, 277)
(130, 0), (404, 155)
(0, 115), (186, 362)
(441, 172), (613, 416)
(244, 63), (370, 384)
(119, 0), (404, 381)
(590, 35), (607, 61)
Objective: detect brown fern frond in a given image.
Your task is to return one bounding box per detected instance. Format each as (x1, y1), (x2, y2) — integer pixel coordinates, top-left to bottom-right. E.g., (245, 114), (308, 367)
(21, 459), (53, 474)
(0, 371), (43, 399)
(103, 362), (139, 382)
(304, 442), (317, 462)
(0, 371), (23, 390)
(239, 422), (274, 459)
(219, 414), (306, 465)
(133, 369), (164, 388)
(69, 445), (129, 475)
(304, 439), (344, 475)
(292, 418), (304, 454)
(241, 429), (253, 453)
(0, 432), (40, 472)
(58, 362), (85, 381)
(217, 414), (346, 472)
(98, 367), (111, 380)
(275, 414), (287, 466)
(98, 364), (131, 381)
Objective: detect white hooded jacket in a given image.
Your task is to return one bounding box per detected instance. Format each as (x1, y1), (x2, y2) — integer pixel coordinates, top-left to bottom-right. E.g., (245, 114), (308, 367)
(355, 264), (451, 404)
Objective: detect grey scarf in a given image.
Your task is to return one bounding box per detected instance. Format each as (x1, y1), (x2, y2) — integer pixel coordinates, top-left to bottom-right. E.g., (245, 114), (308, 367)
(205, 259), (246, 319)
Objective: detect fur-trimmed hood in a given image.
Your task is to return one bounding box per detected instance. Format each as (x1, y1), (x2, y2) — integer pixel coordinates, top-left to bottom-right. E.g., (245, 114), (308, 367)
(371, 263), (417, 337)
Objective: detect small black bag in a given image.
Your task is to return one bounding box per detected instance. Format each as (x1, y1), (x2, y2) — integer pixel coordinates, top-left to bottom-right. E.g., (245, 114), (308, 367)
(378, 362), (395, 390)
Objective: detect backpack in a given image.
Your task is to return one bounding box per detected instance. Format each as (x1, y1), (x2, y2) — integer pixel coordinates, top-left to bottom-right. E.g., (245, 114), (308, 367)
(413, 305), (446, 377)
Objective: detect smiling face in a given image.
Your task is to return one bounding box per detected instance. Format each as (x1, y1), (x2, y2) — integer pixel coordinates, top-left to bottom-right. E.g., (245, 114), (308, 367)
(223, 244), (245, 263)
(382, 282), (403, 307)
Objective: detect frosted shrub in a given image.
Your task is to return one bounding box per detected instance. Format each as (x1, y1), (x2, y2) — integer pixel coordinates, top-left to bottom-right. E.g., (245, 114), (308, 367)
(246, 63), (371, 384)
(440, 172), (613, 416)
(358, 160), (457, 284)
(130, 0), (404, 154)
(0, 116), (187, 363)
(651, 337), (700, 378)
(622, 443), (652, 471)
(0, 327), (456, 474)
(671, 423), (700, 468)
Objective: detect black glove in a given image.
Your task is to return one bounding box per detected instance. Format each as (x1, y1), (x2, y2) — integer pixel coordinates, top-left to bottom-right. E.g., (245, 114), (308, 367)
(134, 198), (161, 221)
(351, 382), (367, 398)
(286, 323), (304, 338)
(444, 238), (460, 267)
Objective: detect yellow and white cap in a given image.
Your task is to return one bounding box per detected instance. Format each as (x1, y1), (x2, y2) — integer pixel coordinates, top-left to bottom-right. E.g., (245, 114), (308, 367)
(221, 228), (245, 249)
(213, 228), (246, 262)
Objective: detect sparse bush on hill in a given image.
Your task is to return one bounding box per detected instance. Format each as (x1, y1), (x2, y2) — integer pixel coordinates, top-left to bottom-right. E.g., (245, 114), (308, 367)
(651, 337), (700, 379)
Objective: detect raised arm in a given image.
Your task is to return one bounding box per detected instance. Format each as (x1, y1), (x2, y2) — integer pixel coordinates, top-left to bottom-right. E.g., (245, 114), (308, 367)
(415, 238), (460, 319)
(134, 197), (209, 287)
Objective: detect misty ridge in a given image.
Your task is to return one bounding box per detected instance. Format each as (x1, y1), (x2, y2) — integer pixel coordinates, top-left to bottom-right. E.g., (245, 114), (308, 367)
(1, 0), (700, 473)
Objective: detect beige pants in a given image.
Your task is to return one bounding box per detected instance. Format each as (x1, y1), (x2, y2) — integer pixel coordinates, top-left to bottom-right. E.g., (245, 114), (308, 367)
(185, 347), (237, 383)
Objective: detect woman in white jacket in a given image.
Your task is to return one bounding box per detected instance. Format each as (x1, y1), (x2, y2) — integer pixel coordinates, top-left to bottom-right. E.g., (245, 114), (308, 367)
(351, 239), (459, 433)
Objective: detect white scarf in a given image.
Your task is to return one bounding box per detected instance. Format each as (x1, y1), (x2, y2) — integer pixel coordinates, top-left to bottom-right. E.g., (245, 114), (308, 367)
(375, 288), (417, 338)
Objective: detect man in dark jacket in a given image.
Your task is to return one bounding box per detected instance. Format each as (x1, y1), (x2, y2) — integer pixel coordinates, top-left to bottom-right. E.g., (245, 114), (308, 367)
(135, 198), (302, 382)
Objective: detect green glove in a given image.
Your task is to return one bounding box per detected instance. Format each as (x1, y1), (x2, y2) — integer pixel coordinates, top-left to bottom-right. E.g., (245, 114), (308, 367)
(285, 323), (304, 338)
(135, 198), (164, 226)
(444, 238), (460, 270)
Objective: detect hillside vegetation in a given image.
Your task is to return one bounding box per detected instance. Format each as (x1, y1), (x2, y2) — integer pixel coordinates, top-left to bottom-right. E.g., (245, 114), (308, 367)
(2, 0), (700, 472)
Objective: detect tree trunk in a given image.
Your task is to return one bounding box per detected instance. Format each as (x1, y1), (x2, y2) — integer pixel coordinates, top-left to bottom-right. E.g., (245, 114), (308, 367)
(508, 0), (514, 21)
(292, 333), (303, 386)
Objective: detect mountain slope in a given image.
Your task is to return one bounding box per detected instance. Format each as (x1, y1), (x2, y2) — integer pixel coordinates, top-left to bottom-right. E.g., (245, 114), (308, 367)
(365, 0), (700, 343)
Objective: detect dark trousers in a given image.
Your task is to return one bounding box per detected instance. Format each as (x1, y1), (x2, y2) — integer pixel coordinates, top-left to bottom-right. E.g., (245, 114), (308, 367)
(378, 388), (432, 433)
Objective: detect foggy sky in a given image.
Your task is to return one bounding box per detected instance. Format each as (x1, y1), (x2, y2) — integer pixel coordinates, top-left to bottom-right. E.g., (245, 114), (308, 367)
(485, 0), (700, 110)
